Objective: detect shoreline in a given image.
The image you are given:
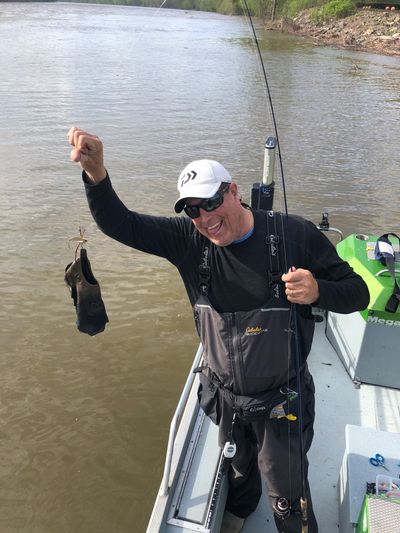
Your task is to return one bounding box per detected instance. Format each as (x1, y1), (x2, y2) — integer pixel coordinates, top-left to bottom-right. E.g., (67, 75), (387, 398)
(266, 9), (400, 57)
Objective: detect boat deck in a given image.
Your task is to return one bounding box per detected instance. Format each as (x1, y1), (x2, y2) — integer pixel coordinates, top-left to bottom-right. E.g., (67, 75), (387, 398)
(147, 315), (400, 532)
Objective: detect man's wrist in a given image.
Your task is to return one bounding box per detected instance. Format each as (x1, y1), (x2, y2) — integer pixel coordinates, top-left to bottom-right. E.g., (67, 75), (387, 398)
(83, 169), (107, 184)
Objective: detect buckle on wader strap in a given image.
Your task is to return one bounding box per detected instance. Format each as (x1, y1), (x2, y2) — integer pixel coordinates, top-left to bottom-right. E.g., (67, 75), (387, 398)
(266, 211), (283, 299)
(375, 233), (400, 313)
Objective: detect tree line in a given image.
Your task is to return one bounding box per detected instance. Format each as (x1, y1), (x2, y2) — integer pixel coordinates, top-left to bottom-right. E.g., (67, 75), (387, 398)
(11, 0), (362, 22)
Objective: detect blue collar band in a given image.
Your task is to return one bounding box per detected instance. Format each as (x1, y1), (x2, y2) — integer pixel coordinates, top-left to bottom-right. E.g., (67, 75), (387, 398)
(232, 226), (254, 244)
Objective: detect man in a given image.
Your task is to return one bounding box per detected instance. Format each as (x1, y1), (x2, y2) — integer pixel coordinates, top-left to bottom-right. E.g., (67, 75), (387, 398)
(68, 127), (369, 533)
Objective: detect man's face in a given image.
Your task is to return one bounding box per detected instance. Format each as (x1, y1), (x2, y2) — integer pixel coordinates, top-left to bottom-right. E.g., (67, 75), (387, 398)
(186, 183), (244, 246)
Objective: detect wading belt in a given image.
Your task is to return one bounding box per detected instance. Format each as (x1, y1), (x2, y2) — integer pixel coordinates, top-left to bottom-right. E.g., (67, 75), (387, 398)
(375, 233), (400, 314)
(196, 365), (301, 422)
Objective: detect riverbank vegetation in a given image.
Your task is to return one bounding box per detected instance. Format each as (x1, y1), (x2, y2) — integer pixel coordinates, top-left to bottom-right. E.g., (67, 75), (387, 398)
(58, 0), (399, 19)
(59, 0), (345, 18)
(11, 0), (399, 21)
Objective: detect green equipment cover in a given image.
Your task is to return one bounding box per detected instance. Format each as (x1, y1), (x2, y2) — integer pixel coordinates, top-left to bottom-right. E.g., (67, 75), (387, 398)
(356, 494), (400, 533)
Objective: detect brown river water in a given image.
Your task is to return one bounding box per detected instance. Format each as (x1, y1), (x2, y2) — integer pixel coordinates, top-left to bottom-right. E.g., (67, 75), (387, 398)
(0, 2), (399, 532)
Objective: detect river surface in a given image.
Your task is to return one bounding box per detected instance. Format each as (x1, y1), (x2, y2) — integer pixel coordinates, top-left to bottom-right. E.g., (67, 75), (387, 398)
(0, 2), (399, 532)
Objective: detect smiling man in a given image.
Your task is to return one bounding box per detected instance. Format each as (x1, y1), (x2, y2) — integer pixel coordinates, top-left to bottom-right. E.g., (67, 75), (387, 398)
(174, 160), (254, 247)
(68, 127), (369, 533)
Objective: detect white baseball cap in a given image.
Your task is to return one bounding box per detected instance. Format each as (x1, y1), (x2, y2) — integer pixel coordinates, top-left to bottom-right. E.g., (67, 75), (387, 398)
(174, 159), (232, 213)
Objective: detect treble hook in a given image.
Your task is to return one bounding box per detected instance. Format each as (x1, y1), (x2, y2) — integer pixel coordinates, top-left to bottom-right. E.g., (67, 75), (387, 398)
(68, 227), (88, 261)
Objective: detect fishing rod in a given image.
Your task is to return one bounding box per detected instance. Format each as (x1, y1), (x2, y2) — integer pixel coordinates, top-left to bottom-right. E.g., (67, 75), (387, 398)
(241, 0), (309, 530)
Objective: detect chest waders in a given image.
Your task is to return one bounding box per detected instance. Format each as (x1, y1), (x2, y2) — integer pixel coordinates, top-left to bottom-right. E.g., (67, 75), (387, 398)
(194, 211), (314, 418)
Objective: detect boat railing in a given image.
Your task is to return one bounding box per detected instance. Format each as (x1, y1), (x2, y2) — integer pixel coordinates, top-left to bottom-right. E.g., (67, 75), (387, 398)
(160, 343), (204, 497)
(319, 226), (343, 240)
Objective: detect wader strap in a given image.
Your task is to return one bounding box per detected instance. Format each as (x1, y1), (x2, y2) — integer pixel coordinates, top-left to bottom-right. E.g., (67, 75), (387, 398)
(375, 233), (400, 313)
(197, 212), (284, 298)
(266, 210), (282, 299)
(198, 241), (211, 296)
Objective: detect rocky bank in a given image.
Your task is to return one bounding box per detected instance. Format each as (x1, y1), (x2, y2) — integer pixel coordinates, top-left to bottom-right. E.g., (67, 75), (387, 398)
(269, 8), (400, 56)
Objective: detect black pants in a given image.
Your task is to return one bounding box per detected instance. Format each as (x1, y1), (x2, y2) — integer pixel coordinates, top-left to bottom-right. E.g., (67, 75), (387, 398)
(218, 369), (318, 533)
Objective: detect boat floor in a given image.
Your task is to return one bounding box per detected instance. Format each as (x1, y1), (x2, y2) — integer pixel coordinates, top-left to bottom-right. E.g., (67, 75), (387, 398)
(242, 317), (400, 532)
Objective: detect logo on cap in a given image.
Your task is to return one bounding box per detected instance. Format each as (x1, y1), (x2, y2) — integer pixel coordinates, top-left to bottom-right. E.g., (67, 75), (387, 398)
(180, 170), (197, 188)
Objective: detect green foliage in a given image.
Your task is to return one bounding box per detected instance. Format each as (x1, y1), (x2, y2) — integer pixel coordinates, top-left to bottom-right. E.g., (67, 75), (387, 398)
(280, 0), (325, 18)
(65, 0), (241, 11)
(215, 0), (241, 14)
(59, 0), (358, 21)
(244, 0), (273, 18)
(310, 0), (356, 23)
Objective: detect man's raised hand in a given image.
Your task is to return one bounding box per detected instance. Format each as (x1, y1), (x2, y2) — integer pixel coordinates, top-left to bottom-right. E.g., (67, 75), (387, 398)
(68, 127), (107, 183)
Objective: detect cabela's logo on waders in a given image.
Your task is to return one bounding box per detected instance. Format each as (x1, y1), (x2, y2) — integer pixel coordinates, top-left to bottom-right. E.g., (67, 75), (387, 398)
(244, 325), (269, 336)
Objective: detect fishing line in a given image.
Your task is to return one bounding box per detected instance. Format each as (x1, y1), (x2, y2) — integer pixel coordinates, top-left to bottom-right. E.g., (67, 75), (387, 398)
(128, 0), (171, 48)
(240, 1), (309, 529)
(149, 0), (169, 19)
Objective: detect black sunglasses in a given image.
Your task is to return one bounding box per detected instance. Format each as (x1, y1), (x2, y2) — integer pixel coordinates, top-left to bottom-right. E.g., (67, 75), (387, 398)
(183, 183), (230, 219)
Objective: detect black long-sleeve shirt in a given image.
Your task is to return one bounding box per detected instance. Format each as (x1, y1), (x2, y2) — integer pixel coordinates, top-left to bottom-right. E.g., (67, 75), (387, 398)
(84, 173), (370, 314)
